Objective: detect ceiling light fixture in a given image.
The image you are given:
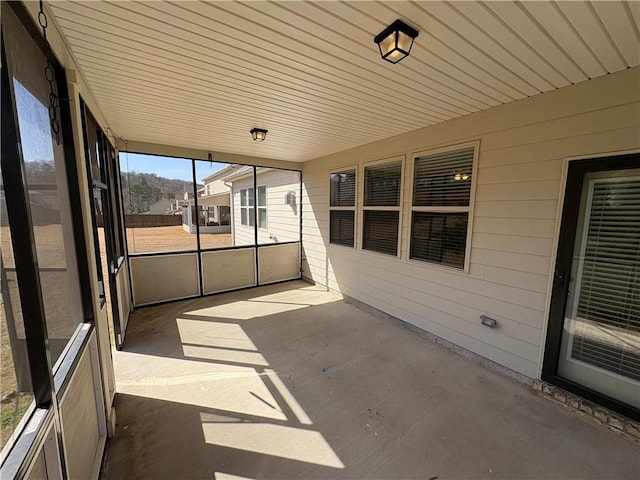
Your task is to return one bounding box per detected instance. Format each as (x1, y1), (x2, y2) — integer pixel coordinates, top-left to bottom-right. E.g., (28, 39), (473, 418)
(374, 19), (419, 64)
(250, 128), (268, 142)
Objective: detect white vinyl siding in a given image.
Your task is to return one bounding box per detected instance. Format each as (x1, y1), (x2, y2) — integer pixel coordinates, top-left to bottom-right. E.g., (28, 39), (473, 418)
(301, 68), (640, 379)
(232, 169), (300, 246)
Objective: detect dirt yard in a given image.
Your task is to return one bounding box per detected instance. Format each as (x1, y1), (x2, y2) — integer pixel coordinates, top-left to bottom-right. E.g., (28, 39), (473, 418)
(126, 226), (232, 254)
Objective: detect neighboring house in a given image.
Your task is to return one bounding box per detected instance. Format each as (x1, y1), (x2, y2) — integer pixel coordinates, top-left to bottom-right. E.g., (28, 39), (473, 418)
(182, 168), (232, 234)
(198, 165), (300, 245)
(144, 198), (177, 215)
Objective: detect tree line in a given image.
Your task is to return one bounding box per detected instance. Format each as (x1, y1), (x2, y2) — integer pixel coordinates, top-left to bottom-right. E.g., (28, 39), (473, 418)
(120, 171), (201, 214)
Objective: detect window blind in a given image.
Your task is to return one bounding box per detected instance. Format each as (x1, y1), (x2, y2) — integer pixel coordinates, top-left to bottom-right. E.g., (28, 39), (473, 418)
(572, 178), (640, 381)
(365, 162), (401, 206)
(413, 148), (473, 207)
(330, 211), (355, 247)
(410, 212), (468, 269)
(363, 211), (399, 256)
(330, 171), (355, 206)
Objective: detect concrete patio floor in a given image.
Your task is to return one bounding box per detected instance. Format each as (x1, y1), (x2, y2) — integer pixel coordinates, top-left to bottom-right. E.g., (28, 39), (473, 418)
(102, 280), (639, 479)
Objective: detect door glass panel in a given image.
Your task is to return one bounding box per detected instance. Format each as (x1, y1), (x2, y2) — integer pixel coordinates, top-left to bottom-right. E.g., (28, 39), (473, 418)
(559, 170), (640, 408)
(6, 24), (84, 367)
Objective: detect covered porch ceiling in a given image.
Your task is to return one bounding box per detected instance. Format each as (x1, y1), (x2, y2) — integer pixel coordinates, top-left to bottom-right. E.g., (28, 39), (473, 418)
(47, 1), (640, 162)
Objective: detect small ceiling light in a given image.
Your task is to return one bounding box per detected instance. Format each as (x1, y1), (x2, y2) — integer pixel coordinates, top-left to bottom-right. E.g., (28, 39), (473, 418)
(250, 128), (268, 142)
(374, 19), (419, 64)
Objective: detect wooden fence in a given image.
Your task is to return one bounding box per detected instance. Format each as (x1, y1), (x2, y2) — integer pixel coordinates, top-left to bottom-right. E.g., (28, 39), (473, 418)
(96, 214), (182, 228)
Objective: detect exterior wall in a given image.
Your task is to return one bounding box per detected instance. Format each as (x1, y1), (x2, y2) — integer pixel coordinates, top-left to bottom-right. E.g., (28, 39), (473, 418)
(301, 67), (640, 379)
(203, 177), (232, 198)
(232, 169), (301, 246)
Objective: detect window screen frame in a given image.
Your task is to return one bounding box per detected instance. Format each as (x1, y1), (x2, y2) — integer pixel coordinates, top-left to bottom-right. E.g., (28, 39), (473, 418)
(328, 167), (357, 248)
(359, 156), (405, 258)
(407, 142), (479, 273)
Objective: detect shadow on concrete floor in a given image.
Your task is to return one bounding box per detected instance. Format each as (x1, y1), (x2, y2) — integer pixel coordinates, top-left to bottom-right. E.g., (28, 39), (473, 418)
(102, 280), (639, 479)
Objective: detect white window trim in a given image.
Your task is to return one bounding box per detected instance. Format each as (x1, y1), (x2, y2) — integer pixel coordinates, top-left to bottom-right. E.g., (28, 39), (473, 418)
(405, 140), (480, 273)
(358, 155), (405, 258)
(328, 166), (358, 249)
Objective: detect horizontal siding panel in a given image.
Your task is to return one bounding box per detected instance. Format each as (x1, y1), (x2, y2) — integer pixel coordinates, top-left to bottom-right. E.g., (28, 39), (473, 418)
(483, 103), (640, 151)
(406, 289), (542, 354)
(475, 180), (560, 201)
(477, 159), (563, 185)
(473, 217), (556, 238)
(474, 200), (558, 219)
(472, 232), (554, 257)
(479, 125), (640, 168)
(483, 266), (550, 294)
(471, 249), (551, 276)
(328, 251), (546, 317)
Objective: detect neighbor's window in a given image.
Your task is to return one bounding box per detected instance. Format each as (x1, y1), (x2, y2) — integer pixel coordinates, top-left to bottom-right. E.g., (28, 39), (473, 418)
(240, 187), (255, 227)
(362, 160), (402, 256)
(329, 170), (356, 247)
(257, 185), (267, 229)
(410, 146), (475, 269)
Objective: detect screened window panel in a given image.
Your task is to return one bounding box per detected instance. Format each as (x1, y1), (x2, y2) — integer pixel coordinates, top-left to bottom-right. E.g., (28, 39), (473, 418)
(240, 208), (248, 226)
(240, 189), (247, 207)
(410, 212), (468, 269)
(364, 162), (401, 207)
(413, 148), (474, 207)
(9, 46), (84, 365)
(363, 211), (399, 256)
(330, 211), (355, 247)
(330, 171), (356, 207)
(571, 179), (640, 380)
(248, 187), (255, 206)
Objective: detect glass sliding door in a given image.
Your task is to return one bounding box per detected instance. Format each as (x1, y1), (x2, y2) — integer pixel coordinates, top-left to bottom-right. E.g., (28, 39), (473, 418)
(558, 170), (640, 408)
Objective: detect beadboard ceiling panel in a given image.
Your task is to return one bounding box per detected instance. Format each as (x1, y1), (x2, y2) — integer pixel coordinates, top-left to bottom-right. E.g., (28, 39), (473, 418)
(47, 1), (640, 162)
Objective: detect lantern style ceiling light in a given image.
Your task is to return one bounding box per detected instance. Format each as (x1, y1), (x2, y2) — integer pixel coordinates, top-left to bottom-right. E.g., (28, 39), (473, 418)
(374, 19), (419, 64)
(250, 128), (268, 142)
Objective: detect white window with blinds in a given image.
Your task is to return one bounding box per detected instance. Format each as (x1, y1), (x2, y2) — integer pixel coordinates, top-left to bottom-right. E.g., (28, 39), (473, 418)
(409, 144), (478, 271)
(329, 169), (356, 247)
(362, 158), (403, 256)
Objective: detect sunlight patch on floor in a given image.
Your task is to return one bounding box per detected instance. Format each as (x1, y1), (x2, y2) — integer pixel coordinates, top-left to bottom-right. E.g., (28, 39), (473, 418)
(182, 344), (269, 367)
(184, 300), (307, 320)
(115, 352), (286, 421)
(177, 320), (259, 351)
(202, 423), (345, 469)
(214, 473), (256, 480)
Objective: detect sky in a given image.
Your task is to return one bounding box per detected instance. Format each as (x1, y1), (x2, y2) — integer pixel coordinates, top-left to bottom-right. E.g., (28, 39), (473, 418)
(119, 152), (228, 183)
